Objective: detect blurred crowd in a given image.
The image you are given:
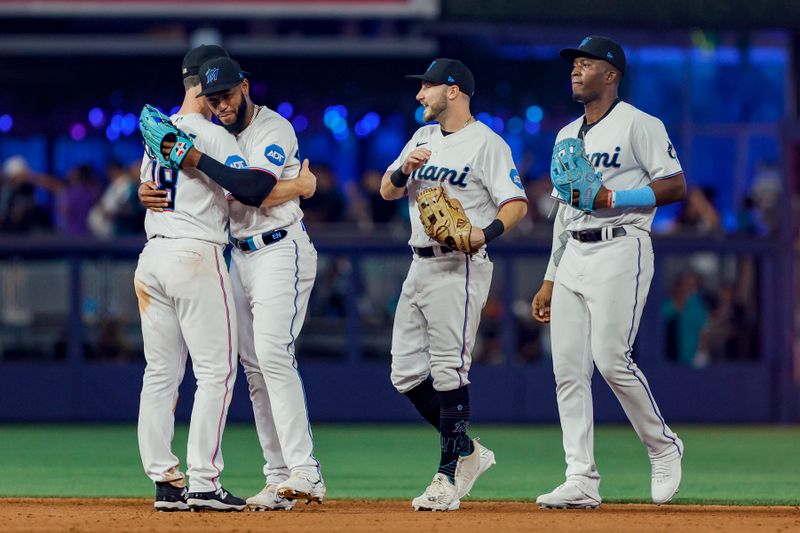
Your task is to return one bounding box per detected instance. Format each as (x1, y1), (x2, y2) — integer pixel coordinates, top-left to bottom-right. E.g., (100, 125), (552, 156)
(0, 154), (784, 240)
(0, 156), (144, 238)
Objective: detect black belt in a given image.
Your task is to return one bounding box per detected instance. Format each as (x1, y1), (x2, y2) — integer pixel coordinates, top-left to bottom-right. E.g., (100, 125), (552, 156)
(570, 227), (627, 243)
(412, 245), (454, 257)
(232, 229), (288, 252)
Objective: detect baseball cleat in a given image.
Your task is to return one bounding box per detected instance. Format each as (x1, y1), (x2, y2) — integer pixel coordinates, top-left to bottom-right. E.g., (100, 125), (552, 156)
(651, 451), (682, 504)
(412, 473), (460, 511)
(247, 483), (295, 511)
(454, 438), (496, 499)
(154, 481), (189, 512)
(277, 472), (326, 504)
(536, 480), (601, 509)
(186, 487), (246, 512)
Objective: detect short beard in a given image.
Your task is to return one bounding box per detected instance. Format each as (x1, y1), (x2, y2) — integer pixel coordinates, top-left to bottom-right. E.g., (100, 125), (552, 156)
(423, 97), (447, 123)
(222, 95), (249, 134)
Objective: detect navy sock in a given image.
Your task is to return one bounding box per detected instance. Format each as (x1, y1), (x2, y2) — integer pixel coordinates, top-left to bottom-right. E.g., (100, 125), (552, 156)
(403, 376), (440, 429)
(437, 386), (474, 483)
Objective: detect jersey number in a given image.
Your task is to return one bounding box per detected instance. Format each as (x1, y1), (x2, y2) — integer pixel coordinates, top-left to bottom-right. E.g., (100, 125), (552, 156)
(153, 163), (179, 211)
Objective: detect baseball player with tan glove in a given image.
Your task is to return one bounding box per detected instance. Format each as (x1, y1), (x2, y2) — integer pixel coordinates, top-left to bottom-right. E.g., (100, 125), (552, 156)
(380, 58), (528, 511)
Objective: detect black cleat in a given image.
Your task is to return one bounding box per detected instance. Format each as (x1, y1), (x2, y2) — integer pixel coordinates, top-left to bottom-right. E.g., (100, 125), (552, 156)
(154, 481), (189, 512)
(187, 487), (247, 512)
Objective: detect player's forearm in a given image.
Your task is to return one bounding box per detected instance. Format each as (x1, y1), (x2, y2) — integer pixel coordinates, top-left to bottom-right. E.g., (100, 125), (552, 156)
(650, 173), (686, 206)
(260, 178), (303, 208)
(495, 200), (528, 232)
(380, 170), (407, 200)
(195, 154), (276, 208)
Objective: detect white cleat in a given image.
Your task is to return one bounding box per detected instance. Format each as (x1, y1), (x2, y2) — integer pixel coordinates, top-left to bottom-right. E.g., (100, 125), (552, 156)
(536, 480), (602, 509)
(651, 452), (682, 504)
(454, 438), (496, 499)
(277, 472), (326, 504)
(412, 473), (460, 512)
(246, 483), (296, 511)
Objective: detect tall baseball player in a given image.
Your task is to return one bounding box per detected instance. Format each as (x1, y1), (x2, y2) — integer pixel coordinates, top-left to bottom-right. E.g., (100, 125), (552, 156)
(136, 46), (316, 513)
(531, 36), (687, 508)
(197, 56), (325, 507)
(135, 44), (248, 513)
(380, 58), (528, 511)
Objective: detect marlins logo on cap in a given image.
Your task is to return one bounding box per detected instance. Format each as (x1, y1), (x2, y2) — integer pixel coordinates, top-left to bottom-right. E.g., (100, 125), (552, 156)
(206, 67), (220, 84)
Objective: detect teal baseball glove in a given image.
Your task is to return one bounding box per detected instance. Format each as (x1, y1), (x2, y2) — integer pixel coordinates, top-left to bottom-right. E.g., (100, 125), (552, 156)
(139, 104), (194, 170)
(550, 137), (604, 213)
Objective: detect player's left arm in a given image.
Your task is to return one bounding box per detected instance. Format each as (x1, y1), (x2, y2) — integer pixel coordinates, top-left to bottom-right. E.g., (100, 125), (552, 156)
(592, 115), (686, 210)
(470, 139), (529, 248)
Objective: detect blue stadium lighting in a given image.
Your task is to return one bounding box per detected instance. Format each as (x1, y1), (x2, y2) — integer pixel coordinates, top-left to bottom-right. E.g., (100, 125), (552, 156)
(120, 113), (137, 136)
(507, 117), (524, 134)
(277, 102), (294, 119)
(169, 106), (181, 116)
(333, 128), (350, 142)
(414, 106), (425, 124)
(292, 115), (309, 133)
(0, 114), (12, 133)
(87, 108), (105, 128)
(524, 120), (541, 135)
(491, 116), (505, 133)
(354, 112), (381, 138)
(476, 112), (492, 125)
(526, 105), (544, 123)
(105, 124), (120, 141)
(70, 123), (86, 141)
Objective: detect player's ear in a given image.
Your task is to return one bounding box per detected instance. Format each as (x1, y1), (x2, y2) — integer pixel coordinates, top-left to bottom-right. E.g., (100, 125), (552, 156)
(448, 85), (461, 101)
(241, 78), (250, 97)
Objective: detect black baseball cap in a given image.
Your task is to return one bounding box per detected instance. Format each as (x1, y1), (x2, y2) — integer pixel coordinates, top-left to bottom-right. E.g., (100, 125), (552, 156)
(560, 36), (626, 76)
(406, 58), (475, 97)
(196, 57), (247, 97)
(182, 44), (229, 79)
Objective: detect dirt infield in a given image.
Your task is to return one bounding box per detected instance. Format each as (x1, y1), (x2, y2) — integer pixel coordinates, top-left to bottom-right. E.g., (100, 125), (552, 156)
(2, 498), (798, 532)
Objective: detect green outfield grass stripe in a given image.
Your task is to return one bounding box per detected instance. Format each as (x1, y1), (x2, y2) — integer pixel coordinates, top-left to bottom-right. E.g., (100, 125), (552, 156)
(0, 424), (797, 505)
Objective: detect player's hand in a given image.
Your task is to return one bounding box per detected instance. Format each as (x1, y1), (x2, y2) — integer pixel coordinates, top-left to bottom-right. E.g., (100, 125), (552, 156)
(139, 181), (168, 212)
(297, 159), (317, 199)
(401, 148), (432, 175)
(469, 227), (486, 249)
(532, 280), (554, 323)
(573, 185), (610, 210)
(161, 139), (175, 158)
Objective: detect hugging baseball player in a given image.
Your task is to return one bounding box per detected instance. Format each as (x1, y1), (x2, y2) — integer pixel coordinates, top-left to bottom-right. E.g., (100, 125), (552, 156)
(137, 46), (315, 512)
(531, 36), (687, 509)
(380, 58), (528, 511)
(135, 44), (247, 512)
(142, 55), (326, 509)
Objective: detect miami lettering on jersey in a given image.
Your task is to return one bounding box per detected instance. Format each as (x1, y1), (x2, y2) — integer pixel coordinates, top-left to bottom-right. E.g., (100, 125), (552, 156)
(588, 147), (622, 168)
(412, 163), (470, 188)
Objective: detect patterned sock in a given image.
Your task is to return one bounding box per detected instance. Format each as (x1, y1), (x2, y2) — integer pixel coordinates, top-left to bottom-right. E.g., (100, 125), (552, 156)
(403, 376), (440, 429)
(437, 386), (474, 483)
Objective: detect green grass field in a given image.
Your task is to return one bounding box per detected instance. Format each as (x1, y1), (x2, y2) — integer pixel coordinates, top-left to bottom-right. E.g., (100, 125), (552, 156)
(0, 424), (797, 505)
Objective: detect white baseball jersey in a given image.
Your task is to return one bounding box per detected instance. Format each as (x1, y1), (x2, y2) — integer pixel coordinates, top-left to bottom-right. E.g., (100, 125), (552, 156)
(552, 100), (683, 232)
(229, 106), (302, 239)
(544, 99), (684, 493)
(140, 113), (248, 245)
(387, 121), (528, 248)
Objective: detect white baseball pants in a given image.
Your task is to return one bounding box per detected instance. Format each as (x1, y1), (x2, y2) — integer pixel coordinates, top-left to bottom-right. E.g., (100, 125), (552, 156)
(135, 237), (238, 493)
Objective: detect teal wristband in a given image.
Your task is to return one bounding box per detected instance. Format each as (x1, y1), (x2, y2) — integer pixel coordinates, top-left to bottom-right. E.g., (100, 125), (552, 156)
(611, 187), (656, 208)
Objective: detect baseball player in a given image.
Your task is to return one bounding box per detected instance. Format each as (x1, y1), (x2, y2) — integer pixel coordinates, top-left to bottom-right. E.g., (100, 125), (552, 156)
(380, 58), (528, 511)
(136, 47), (316, 513)
(135, 44), (248, 512)
(196, 56), (325, 507)
(532, 36), (687, 508)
